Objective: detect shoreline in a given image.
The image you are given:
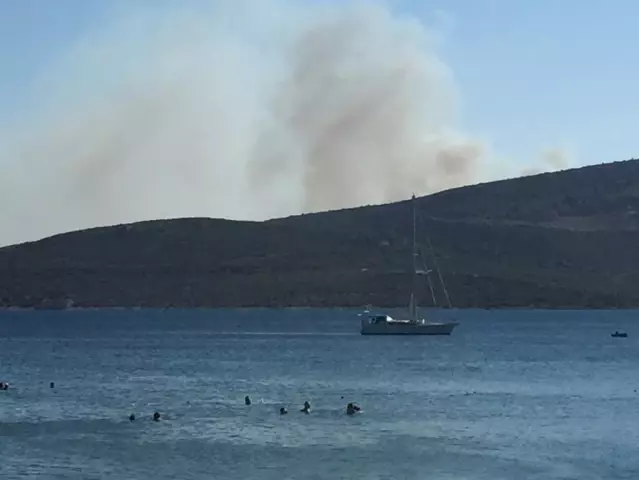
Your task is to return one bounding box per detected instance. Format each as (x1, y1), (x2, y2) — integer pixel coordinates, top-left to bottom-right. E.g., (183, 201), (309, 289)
(0, 305), (634, 312)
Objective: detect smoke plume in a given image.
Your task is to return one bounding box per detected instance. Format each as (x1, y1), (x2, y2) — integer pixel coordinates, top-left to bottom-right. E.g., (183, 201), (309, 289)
(520, 147), (574, 176)
(1, 0), (488, 246)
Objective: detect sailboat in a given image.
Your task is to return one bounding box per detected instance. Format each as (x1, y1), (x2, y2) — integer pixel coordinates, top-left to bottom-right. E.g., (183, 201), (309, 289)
(360, 195), (459, 336)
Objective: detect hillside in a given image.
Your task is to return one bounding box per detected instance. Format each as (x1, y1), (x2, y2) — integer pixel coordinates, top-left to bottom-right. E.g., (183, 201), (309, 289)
(2, 159), (639, 309)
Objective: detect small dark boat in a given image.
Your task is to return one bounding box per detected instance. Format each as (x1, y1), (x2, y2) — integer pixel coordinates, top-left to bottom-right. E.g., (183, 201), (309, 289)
(611, 331), (628, 338)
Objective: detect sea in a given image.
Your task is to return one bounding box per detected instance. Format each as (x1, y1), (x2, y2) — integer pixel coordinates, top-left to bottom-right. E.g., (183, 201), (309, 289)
(0, 308), (637, 480)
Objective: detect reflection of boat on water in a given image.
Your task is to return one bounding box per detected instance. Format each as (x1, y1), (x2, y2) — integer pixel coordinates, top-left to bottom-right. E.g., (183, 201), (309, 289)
(360, 195), (458, 336)
(611, 331), (628, 338)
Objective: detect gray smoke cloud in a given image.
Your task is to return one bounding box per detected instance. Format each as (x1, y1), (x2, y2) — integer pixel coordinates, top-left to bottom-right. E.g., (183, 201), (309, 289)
(520, 147), (574, 177)
(1, 0), (490, 246)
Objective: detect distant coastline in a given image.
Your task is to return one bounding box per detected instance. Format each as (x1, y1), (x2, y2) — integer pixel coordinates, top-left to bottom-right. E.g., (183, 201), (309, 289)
(2, 159), (639, 310)
(0, 305), (634, 312)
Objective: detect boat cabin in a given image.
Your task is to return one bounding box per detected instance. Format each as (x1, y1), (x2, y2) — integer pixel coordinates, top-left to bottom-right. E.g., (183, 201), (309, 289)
(367, 314), (393, 324)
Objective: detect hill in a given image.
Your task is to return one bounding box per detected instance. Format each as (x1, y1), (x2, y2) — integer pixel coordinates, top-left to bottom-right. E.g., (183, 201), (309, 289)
(2, 159), (639, 309)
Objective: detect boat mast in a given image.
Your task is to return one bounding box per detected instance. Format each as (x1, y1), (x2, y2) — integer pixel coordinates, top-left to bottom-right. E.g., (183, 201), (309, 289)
(409, 194), (418, 322)
(415, 204), (453, 309)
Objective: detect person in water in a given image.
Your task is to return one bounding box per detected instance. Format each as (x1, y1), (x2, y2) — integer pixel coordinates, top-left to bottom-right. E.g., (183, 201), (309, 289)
(245, 396), (251, 406)
(301, 401), (311, 414)
(129, 414), (136, 422)
(0, 382), (9, 390)
(346, 403), (361, 415)
(279, 407), (288, 415)
(153, 412), (161, 421)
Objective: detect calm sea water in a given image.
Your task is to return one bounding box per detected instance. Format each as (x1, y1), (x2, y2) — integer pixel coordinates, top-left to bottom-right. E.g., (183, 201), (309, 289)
(0, 308), (637, 479)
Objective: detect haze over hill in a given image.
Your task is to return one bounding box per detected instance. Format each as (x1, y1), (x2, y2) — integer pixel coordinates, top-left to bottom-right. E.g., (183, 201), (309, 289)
(0, 0), (572, 247)
(1, 160), (639, 310)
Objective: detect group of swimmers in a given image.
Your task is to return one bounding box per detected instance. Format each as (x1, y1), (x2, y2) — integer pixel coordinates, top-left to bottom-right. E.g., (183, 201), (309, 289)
(245, 396), (361, 416)
(1, 382), (361, 419)
(1, 381), (56, 391)
(1, 381), (54, 390)
(1, 380), (163, 422)
(128, 412), (161, 422)
(127, 398), (360, 424)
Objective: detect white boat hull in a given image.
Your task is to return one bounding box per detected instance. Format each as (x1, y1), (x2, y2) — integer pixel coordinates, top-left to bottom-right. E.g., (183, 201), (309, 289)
(360, 318), (458, 335)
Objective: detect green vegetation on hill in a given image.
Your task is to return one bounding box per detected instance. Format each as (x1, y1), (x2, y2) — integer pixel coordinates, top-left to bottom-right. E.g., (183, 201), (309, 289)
(2, 159), (639, 309)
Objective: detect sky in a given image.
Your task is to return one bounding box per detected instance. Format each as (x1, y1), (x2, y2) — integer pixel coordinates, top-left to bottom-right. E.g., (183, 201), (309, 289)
(1, 0), (638, 245)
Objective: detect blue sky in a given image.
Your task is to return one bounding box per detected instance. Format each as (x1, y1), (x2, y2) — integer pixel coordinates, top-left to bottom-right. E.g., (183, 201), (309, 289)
(420, 0), (639, 168)
(2, 0), (638, 170)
